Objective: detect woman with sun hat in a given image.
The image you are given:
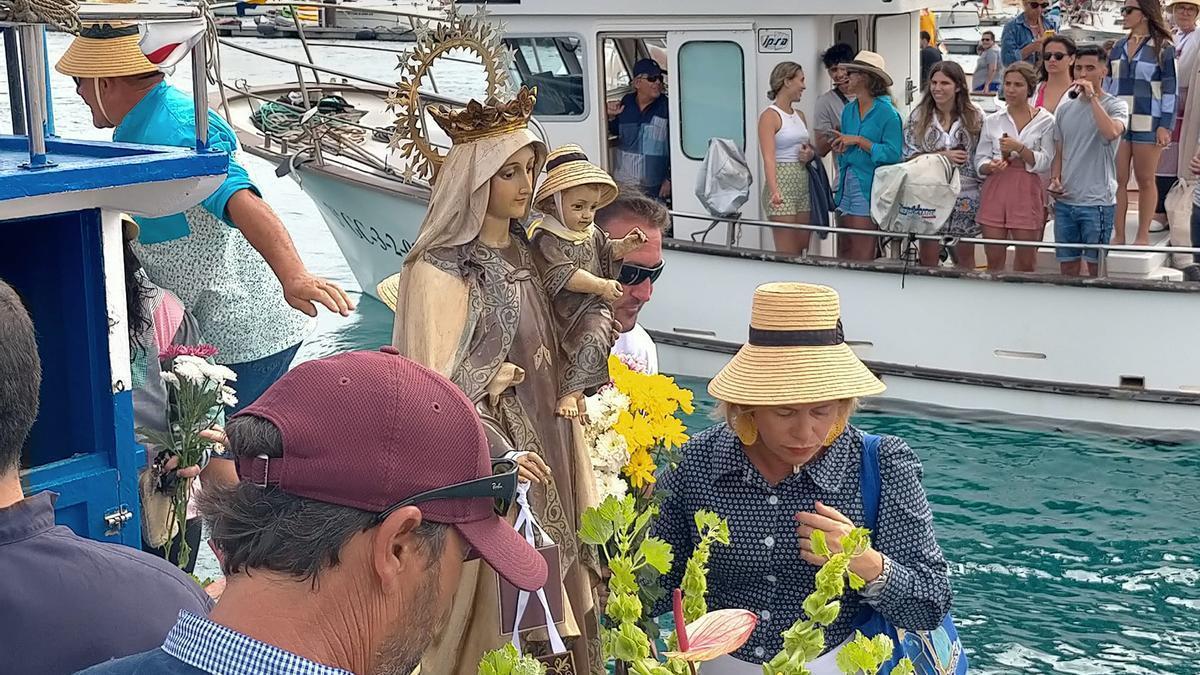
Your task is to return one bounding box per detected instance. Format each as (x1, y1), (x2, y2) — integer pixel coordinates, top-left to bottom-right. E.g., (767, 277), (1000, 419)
(650, 282), (954, 673)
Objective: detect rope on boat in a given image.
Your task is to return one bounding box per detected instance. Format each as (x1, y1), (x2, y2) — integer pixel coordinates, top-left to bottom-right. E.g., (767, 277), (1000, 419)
(0, 0), (81, 32)
(250, 97), (368, 147)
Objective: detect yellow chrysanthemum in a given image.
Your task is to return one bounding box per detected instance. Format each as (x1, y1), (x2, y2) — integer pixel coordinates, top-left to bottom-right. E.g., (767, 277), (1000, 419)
(623, 447), (658, 488)
(657, 415), (689, 449)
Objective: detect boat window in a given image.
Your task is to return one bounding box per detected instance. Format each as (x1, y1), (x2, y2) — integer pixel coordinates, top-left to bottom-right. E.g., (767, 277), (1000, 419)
(834, 19), (861, 54)
(678, 40), (745, 159)
(503, 36), (585, 117)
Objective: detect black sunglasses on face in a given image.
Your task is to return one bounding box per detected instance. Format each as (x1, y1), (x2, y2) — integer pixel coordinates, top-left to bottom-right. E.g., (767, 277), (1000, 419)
(1029, 1), (1049, 8)
(639, 75), (663, 83)
(1121, 6), (1141, 15)
(1044, 52), (1070, 61)
(374, 458), (519, 524)
(617, 260), (664, 286)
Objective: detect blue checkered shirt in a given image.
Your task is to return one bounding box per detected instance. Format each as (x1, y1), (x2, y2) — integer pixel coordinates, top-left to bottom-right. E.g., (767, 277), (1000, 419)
(160, 610), (352, 675)
(1104, 37), (1178, 135)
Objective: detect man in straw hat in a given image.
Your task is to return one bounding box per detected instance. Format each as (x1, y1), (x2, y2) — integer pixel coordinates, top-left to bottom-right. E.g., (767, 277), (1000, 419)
(649, 282), (954, 671)
(81, 348), (548, 675)
(56, 22), (354, 411)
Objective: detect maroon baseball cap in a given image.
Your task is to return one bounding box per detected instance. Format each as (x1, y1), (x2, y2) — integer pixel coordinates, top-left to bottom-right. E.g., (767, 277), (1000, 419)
(233, 347), (547, 592)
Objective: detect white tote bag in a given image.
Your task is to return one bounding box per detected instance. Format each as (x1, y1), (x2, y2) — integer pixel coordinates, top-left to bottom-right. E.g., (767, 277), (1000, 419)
(871, 153), (961, 236)
(1164, 177), (1195, 268)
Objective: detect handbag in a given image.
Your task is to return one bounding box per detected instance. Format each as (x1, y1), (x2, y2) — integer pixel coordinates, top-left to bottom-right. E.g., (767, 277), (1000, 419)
(1164, 177), (1196, 268)
(854, 434), (968, 675)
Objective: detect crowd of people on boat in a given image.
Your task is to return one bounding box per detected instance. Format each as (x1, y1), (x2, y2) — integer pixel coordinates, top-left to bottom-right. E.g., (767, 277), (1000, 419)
(0, 11), (969, 675)
(749, 0), (1200, 278)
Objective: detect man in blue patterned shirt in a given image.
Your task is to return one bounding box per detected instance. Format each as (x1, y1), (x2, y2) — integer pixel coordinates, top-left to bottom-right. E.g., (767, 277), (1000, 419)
(81, 349), (547, 675)
(607, 59), (672, 203)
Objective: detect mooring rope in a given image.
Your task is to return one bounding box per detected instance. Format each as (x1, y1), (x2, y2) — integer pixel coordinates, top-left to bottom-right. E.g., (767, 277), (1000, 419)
(0, 0), (81, 32)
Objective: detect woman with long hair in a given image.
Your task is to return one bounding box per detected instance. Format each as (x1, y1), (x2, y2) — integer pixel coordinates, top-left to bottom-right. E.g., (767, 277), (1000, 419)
(1107, 0), (1178, 245)
(1036, 35), (1077, 112)
(903, 61), (985, 268)
(759, 61), (817, 255)
(975, 62), (1058, 271)
(831, 51), (904, 261)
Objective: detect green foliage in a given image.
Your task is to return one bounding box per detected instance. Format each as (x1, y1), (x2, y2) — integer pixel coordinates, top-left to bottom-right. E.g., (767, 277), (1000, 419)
(478, 644), (546, 675)
(679, 509), (731, 623)
(761, 527), (915, 675)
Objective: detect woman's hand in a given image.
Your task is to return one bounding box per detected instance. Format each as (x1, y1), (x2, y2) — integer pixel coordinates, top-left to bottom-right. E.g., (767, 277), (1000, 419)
(512, 451), (551, 484)
(770, 187), (784, 207)
(795, 501), (885, 582)
(797, 143), (816, 163)
(486, 362), (525, 406)
(983, 158), (1009, 175)
(1191, 151), (1200, 176)
(942, 148), (969, 165)
(998, 134), (1024, 157)
(1158, 127), (1172, 148)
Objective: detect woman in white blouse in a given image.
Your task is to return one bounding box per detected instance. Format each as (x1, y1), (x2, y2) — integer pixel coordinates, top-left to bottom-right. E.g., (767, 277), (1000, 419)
(975, 61), (1057, 272)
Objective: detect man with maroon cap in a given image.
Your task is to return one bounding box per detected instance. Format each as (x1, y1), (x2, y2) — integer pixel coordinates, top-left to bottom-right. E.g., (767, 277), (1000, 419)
(82, 347), (548, 675)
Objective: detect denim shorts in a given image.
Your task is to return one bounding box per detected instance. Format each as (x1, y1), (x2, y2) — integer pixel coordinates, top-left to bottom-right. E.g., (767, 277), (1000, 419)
(837, 170), (872, 218)
(1053, 202), (1115, 262)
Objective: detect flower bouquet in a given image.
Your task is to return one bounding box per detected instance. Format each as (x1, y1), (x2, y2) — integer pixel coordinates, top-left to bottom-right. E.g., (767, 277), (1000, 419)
(136, 345), (236, 570)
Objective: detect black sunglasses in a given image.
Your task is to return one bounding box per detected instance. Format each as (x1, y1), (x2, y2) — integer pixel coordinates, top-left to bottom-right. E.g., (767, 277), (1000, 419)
(1121, 6), (1141, 15)
(617, 260), (664, 286)
(639, 75), (663, 83)
(1043, 52), (1070, 61)
(1029, 1), (1050, 8)
(374, 458), (519, 524)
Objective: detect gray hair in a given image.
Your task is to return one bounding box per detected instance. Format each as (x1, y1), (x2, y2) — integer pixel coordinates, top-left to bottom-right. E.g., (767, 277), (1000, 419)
(199, 414), (447, 583)
(595, 182), (671, 232)
(0, 280), (40, 474)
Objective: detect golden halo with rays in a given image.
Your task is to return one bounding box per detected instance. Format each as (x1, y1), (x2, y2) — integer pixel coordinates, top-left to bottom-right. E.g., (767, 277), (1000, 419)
(385, 2), (513, 183)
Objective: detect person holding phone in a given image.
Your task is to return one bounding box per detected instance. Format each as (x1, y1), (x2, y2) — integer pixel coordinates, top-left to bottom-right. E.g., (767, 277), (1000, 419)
(1002, 0), (1059, 65)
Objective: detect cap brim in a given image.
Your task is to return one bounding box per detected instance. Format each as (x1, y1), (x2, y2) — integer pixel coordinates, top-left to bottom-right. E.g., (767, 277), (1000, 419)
(454, 515), (548, 592)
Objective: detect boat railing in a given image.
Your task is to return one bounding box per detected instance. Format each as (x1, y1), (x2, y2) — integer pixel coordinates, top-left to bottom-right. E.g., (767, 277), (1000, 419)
(209, 1), (552, 182)
(671, 210), (1200, 281)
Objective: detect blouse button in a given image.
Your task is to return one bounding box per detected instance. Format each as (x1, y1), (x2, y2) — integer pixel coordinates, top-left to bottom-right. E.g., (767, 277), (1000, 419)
(763, 536), (775, 548)
(761, 610), (772, 622)
(766, 574), (777, 584)
(767, 495), (779, 505)
(754, 647), (765, 658)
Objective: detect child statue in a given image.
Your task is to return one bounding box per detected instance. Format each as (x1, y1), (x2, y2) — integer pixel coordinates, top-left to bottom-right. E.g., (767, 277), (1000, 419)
(528, 145), (647, 421)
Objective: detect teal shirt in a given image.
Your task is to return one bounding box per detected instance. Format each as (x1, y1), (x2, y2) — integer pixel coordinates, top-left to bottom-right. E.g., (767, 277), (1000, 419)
(835, 95), (904, 208)
(113, 82), (258, 244)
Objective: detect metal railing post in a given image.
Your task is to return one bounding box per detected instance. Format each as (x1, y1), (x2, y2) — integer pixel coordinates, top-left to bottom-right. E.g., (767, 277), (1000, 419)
(17, 25), (50, 169)
(4, 28), (26, 136)
(192, 39), (210, 151)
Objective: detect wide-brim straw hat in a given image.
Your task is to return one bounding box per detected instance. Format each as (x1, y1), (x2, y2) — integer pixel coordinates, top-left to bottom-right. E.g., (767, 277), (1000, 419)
(708, 282), (885, 406)
(377, 274), (400, 312)
(533, 144), (618, 212)
(55, 22), (159, 79)
(1168, 0), (1199, 8)
(843, 50), (893, 88)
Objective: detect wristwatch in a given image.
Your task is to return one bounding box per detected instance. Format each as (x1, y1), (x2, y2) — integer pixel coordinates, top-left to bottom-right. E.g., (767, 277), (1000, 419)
(861, 554), (891, 600)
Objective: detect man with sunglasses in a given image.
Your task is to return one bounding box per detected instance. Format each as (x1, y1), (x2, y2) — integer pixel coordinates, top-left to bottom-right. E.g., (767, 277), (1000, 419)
(607, 58), (672, 204)
(974, 31), (1003, 93)
(1002, 0), (1060, 65)
(82, 348), (547, 675)
(597, 189), (670, 374)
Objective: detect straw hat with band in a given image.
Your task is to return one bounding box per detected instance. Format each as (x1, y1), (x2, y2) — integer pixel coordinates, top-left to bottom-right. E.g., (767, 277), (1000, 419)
(120, 213), (140, 242)
(708, 282), (885, 407)
(55, 22), (160, 79)
(533, 144), (618, 214)
(842, 50), (893, 88)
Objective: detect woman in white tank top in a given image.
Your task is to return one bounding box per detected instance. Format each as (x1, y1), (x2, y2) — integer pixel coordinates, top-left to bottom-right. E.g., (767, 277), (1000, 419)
(758, 61), (816, 255)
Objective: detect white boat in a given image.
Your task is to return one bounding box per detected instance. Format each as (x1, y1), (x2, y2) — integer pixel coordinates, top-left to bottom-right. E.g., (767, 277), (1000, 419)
(215, 0), (1200, 439)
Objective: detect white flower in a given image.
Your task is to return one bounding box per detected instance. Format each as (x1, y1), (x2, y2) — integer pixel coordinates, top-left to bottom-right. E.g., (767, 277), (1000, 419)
(160, 372), (179, 387)
(219, 385), (238, 408)
(596, 473), (628, 502)
(590, 430), (630, 475)
(201, 362), (238, 384)
(172, 359), (206, 385)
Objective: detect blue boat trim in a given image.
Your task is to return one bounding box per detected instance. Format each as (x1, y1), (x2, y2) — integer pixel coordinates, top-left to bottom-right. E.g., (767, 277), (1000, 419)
(0, 135), (228, 202)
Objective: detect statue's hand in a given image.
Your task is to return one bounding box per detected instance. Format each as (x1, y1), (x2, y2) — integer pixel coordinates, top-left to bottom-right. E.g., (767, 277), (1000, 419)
(487, 362), (525, 406)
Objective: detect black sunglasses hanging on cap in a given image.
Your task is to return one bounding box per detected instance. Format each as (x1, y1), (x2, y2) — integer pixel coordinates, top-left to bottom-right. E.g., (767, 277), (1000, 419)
(374, 458), (519, 523)
(617, 260), (664, 286)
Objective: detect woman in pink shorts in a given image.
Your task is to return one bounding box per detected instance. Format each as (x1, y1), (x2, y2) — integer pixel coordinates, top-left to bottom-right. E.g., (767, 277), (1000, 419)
(976, 62), (1058, 271)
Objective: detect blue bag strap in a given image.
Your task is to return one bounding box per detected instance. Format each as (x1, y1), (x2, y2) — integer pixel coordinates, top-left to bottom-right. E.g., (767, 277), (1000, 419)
(860, 433), (883, 532)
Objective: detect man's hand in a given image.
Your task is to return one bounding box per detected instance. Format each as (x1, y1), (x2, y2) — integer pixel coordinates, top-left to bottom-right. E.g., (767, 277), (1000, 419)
(606, 101), (625, 118)
(282, 272), (354, 318)
(1072, 78), (1095, 100)
(659, 179), (672, 199)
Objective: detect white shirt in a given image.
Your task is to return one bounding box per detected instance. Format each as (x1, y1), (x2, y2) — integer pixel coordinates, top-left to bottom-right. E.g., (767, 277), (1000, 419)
(975, 105), (1057, 175)
(611, 323), (659, 374)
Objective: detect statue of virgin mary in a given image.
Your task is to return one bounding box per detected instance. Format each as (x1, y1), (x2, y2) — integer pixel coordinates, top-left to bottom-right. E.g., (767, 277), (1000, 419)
(376, 87), (602, 675)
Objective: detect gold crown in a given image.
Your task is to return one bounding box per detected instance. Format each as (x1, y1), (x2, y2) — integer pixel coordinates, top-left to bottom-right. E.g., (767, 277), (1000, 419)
(429, 86), (537, 144)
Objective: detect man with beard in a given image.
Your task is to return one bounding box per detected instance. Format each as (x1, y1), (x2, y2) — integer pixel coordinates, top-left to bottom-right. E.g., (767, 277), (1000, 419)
(81, 348), (547, 675)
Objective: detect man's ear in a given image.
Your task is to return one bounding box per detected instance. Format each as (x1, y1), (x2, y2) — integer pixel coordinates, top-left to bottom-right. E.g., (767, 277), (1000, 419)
(371, 505), (426, 595)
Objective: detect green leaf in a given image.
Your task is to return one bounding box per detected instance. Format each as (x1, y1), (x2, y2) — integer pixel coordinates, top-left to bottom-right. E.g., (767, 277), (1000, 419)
(638, 536), (673, 574)
(810, 529), (831, 558)
(610, 620), (652, 662)
(633, 507), (654, 539)
(847, 571), (866, 591)
(811, 600), (840, 626)
(607, 591), (644, 625)
(579, 506), (615, 546)
(891, 657), (917, 675)
(609, 557), (638, 593)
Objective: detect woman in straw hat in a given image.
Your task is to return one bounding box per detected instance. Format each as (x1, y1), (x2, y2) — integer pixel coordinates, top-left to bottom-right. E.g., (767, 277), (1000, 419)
(650, 283), (953, 674)
(376, 90), (603, 674)
(828, 51), (904, 262)
(528, 144), (648, 420)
